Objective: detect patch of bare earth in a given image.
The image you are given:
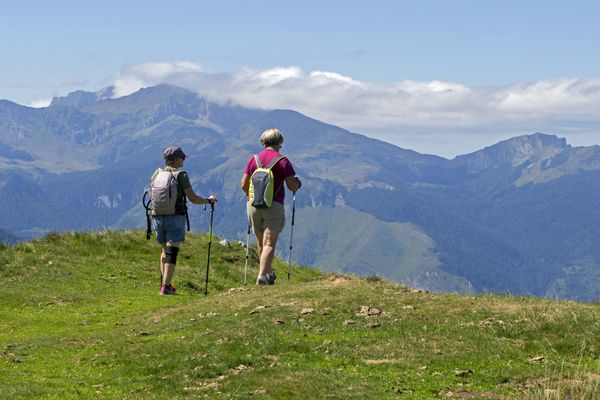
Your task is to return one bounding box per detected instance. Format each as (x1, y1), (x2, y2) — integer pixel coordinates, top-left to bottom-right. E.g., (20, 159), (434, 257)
(327, 274), (353, 285)
(184, 364), (252, 392)
(363, 359), (399, 365)
(508, 372), (600, 397)
(439, 389), (501, 399)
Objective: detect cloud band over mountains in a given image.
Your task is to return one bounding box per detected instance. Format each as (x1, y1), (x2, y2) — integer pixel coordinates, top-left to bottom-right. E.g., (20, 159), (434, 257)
(33, 61), (600, 157)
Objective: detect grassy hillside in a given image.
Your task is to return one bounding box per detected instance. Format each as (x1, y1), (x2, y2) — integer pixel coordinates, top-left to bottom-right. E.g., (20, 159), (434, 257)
(1, 231), (599, 399)
(286, 207), (473, 293)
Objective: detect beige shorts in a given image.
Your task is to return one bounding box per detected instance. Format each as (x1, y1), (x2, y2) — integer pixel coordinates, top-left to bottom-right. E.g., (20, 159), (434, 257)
(247, 201), (286, 233)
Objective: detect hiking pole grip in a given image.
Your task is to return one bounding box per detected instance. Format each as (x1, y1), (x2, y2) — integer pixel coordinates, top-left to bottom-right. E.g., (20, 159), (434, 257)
(287, 192), (296, 281)
(204, 202), (215, 295)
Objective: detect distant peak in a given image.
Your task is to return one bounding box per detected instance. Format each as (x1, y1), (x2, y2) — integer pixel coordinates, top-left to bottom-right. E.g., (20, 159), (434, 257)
(508, 132), (567, 146)
(487, 133), (568, 154)
(50, 90), (96, 107)
(97, 86), (115, 100)
(49, 87), (114, 108)
(455, 133), (569, 171)
(135, 83), (195, 96)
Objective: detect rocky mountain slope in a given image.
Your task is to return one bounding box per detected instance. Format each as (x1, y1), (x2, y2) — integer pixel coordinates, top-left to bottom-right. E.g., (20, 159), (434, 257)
(1, 84), (599, 300)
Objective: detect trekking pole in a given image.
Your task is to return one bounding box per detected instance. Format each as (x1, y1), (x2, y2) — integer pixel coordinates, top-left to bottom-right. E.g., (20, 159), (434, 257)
(204, 201), (215, 296)
(142, 191), (161, 285)
(244, 223), (251, 285)
(287, 192), (296, 281)
(142, 191), (152, 240)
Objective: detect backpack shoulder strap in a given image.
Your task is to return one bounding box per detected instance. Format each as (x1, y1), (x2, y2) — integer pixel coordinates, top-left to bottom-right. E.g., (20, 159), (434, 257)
(254, 154), (263, 169)
(270, 155), (287, 199)
(173, 170), (188, 190)
(151, 168), (162, 185)
(266, 155), (285, 170)
(173, 170), (190, 231)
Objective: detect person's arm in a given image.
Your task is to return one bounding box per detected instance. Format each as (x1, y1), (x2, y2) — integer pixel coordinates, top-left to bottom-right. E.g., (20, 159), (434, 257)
(240, 173), (250, 196)
(285, 175), (301, 192)
(183, 187), (217, 205)
(281, 157), (301, 192)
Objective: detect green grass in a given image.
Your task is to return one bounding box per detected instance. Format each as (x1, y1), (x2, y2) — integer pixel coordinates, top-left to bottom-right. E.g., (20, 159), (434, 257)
(1, 230), (599, 399)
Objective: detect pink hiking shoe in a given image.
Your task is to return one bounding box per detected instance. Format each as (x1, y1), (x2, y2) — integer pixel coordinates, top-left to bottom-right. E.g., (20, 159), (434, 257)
(160, 284), (177, 295)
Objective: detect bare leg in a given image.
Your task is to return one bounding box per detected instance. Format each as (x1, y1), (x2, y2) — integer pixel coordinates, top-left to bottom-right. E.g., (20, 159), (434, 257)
(163, 263), (175, 286)
(255, 230), (265, 284)
(160, 247), (166, 284)
(259, 228), (279, 277)
(255, 229), (264, 261)
(160, 243), (176, 286)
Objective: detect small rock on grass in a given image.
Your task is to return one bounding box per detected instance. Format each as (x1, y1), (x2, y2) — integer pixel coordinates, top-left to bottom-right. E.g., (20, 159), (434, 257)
(249, 305), (270, 315)
(454, 369), (474, 377)
(356, 306), (382, 316)
(228, 287), (249, 293)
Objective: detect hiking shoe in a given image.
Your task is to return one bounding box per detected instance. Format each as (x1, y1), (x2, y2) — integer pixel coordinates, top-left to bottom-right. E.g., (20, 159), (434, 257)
(160, 284), (177, 295)
(256, 275), (268, 285)
(267, 271), (276, 285)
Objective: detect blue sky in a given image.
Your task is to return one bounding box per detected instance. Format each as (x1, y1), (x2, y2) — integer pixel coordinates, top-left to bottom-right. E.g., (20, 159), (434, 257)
(1, 0), (600, 157)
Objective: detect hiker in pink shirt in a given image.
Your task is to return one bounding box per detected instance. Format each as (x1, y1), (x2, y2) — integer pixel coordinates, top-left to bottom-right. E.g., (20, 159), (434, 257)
(240, 129), (301, 285)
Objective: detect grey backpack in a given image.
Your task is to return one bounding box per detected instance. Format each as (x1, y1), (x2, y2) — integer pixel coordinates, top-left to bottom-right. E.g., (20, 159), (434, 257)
(142, 168), (189, 240)
(150, 168), (181, 216)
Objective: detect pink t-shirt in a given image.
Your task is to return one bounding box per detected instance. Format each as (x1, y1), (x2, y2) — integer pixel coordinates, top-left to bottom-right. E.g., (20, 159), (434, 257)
(244, 149), (296, 204)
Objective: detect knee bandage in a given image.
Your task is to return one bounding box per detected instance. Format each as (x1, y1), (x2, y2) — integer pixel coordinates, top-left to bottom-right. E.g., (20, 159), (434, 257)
(164, 246), (179, 265)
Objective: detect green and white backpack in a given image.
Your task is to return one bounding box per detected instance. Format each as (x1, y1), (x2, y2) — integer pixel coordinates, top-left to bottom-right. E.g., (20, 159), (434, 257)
(249, 154), (285, 208)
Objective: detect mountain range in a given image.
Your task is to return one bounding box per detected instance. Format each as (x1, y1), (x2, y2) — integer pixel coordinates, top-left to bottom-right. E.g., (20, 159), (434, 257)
(1, 84), (599, 301)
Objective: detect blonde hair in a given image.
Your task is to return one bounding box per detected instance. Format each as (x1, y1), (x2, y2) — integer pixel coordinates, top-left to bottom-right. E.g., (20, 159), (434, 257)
(259, 128), (284, 148)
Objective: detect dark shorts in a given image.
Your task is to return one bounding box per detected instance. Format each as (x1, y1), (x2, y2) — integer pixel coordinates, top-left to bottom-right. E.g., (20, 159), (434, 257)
(152, 215), (186, 245)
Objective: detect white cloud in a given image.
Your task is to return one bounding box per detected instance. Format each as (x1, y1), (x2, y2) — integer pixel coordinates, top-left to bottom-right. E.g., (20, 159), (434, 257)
(495, 78), (600, 115)
(309, 71), (366, 87)
(28, 98), (52, 108)
(112, 61), (203, 97)
(250, 66), (303, 85)
(110, 61), (600, 157)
